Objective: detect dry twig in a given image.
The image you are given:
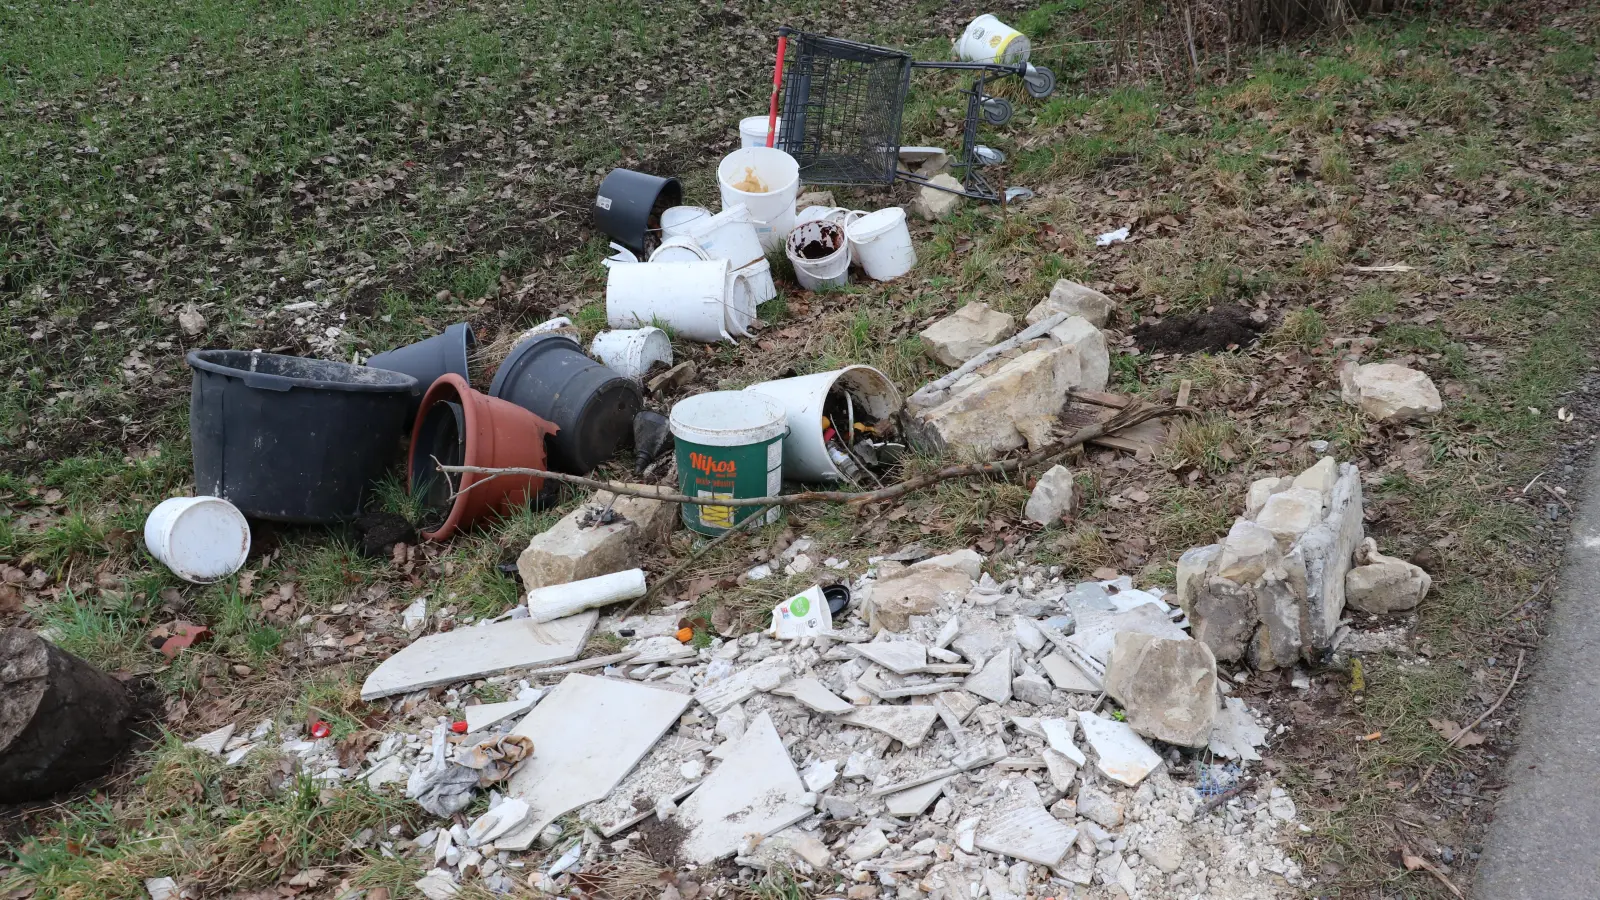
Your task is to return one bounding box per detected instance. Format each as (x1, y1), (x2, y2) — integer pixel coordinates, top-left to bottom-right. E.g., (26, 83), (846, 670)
(1410, 649), (1525, 795)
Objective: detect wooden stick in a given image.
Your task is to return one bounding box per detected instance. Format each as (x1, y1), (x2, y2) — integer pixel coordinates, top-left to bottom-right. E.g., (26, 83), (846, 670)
(907, 312), (1069, 409)
(1411, 649), (1525, 795)
(1193, 777), (1258, 820)
(440, 403), (1190, 511)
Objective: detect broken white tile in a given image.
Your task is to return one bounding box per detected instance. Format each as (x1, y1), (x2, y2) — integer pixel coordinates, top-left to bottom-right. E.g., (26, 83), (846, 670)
(184, 724), (235, 757)
(845, 827), (891, 862)
(975, 804), (1076, 867)
(1039, 652), (1101, 693)
(360, 612), (598, 700)
(364, 755), (407, 788)
(466, 798), (530, 847)
(771, 676), (854, 715)
(402, 597), (428, 631)
(1013, 618), (1046, 653)
(676, 712), (813, 864)
(852, 641), (929, 675)
(936, 691), (979, 723)
(802, 759), (839, 792)
(934, 617), (960, 649)
(464, 697), (537, 734)
(1208, 696), (1269, 762)
(840, 705), (939, 747)
(497, 674), (690, 850)
(1064, 605), (1185, 666)
(145, 877), (179, 900)
(954, 817), (979, 853)
(1039, 717), (1086, 767)
(693, 657), (793, 715)
(964, 647), (1013, 703)
(1077, 711), (1162, 787)
(884, 776), (953, 819)
(415, 868), (459, 900)
(1042, 749), (1078, 793)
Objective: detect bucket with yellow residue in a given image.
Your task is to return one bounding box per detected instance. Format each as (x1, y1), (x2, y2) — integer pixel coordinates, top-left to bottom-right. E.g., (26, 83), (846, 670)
(670, 391), (787, 535)
(955, 15), (1031, 65)
(716, 147), (800, 253)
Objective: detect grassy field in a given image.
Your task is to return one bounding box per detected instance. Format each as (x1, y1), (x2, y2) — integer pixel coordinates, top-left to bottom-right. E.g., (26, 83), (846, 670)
(3, 0), (1598, 896)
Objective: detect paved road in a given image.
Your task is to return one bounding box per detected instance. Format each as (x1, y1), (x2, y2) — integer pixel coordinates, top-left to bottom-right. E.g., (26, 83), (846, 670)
(1475, 458), (1600, 898)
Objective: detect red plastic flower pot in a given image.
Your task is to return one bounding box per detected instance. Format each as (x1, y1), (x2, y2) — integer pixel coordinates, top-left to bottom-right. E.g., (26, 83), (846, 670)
(408, 373), (559, 541)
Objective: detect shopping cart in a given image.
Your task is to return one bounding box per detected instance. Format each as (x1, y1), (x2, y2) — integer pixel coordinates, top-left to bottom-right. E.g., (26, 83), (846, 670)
(770, 27), (1056, 202)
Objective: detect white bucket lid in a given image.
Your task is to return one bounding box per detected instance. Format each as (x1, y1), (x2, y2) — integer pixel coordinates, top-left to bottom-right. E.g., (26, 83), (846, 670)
(847, 207), (907, 242)
(671, 391), (787, 447)
(147, 496), (250, 583)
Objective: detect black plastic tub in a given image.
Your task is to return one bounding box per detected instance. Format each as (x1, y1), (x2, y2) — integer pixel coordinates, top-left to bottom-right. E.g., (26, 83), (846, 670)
(594, 168), (682, 259)
(488, 334), (642, 475)
(366, 322), (475, 426)
(187, 350), (417, 523)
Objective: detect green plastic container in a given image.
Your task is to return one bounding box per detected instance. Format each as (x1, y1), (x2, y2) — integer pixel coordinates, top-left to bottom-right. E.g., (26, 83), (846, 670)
(669, 391), (788, 535)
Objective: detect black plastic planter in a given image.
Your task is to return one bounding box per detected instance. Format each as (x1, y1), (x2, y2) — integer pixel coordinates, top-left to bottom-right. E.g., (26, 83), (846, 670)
(594, 168), (682, 258)
(187, 350), (417, 523)
(366, 322), (475, 425)
(488, 334), (642, 475)
(409, 399), (466, 511)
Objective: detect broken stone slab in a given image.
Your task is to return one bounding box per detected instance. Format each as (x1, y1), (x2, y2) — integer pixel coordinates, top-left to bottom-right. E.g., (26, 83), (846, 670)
(1039, 652), (1100, 693)
(866, 566), (974, 633)
(921, 302), (1016, 367)
(464, 698), (538, 735)
(951, 615), (1009, 664)
(1208, 696), (1268, 762)
(852, 641), (929, 675)
(915, 548), (984, 579)
(1340, 361), (1443, 422)
(1064, 604), (1187, 666)
(1345, 537), (1432, 614)
(1028, 279), (1115, 329)
(1076, 784), (1124, 828)
(693, 657), (793, 714)
(1044, 315), (1110, 396)
(1255, 487), (1324, 548)
(1283, 461), (1365, 661)
(1023, 465), (1076, 526)
(845, 827), (891, 862)
(964, 647), (1013, 703)
(1215, 519), (1281, 584)
(839, 705), (939, 747)
(1077, 712), (1161, 787)
(1012, 617), (1046, 653)
(934, 617), (960, 649)
(936, 690), (979, 723)
(516, 487), (676, 591)
(359, 612), (597, 701)
(885, 776), (952, 817)
(911, 174), (965, 220)
(1293, 455), (1339, 499)
(975, 804), (1077, 867)
(1186, 577), (1257, 664)
(676, 712), (813, 864)
(1245, 476), (1295, 518)
(497, 674), (690, 850)
(184, 724), (236, 757)
(1103, 632), (1217, 748)
(1011, 672), (1053, 707)
(1038, 717), (1086, 767)
(772, 677), (854, 715)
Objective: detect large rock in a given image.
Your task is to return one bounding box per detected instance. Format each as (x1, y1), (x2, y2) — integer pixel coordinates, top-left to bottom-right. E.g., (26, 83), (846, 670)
(1187, 577), (1257, 664)
(1215, 520), (1280, 583)
(1024, 465), (1077, 525)
(1103, 632), (1218, 747)
(1027, 280), (1115, 329)
(516, 488), (675, 590)
(1244, 476), (1293, 518)
(1292, 456), (1338, 499)
(1340, 362), (1443, 422)
(1174, 544), (1219, 611)
(1046, 316), (1110, 394)
(1254, 487), (1324, 548)
(866, 565), (974, 632)
(912, 174), (965, 220)
(921, 303), (1016, 367)
(1346, 538), (1431, 614)
(1289, 462), (1364, 655)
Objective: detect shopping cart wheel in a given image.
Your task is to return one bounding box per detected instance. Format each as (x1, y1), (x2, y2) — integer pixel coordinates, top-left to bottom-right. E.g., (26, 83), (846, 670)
(981, 97), (1013, 126)
(1024, 65), (1057, 99)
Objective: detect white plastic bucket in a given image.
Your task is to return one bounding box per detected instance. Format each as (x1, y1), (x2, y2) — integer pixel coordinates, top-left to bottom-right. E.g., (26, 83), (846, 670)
(786, 220), (850, 292)
(736, 258), (777, 305)
(725, 268), (757, 339)
(690, 205), (766, 270)
(649, 235), (710, 263)
(847, 207), (917, 281)
(739, 115), (784, 149)
(796, 205), (852, 229)
(661, 206), (711, 238)
(607, 259), (735, 343)
(745, 366), (903, 482)
(144, 496), (250, 583)
(591, 327), (674, 381)
(956, 14), (1031, 65)
(717, 147), (800, 253)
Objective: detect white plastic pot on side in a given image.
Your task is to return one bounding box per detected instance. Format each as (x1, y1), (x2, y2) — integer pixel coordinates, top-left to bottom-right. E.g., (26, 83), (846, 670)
(846, 207), (917, 281)
(690, 204), (766, 270)
(956, 14), (1031, 65)
(590, 327), (674, 381)
(144, 496), (251, 583)
(785, 220), (850, 292)
(649, 235), (710, 263)
(739, 115), (784, 149)
(725, 268), (757, 339)
(661, 205), (711, 237)
(607, 258), (735, 343)
(526, 568), (647, 623)
(744, 366), (903, 482)
(717, 147), (800, 253)
(736, 257), (777, 305)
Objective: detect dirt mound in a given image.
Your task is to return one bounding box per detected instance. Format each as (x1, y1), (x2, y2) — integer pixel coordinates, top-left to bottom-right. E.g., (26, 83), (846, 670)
(1133, 305), (1264, 354)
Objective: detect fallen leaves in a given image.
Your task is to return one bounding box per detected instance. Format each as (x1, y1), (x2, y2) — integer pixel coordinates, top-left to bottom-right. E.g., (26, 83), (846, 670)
(1428, 718), (1486, 748)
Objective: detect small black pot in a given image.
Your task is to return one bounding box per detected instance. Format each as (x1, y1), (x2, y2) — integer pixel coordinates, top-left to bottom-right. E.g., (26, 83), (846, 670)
(367, 322), (474, 425)
(187, 350), (416, 523)
(488, 334), (643, 475)
(594, 168), (682, 258)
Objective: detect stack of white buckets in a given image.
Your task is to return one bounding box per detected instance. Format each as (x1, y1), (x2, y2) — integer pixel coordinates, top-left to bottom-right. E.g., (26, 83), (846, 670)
(604, 119), (917, 343)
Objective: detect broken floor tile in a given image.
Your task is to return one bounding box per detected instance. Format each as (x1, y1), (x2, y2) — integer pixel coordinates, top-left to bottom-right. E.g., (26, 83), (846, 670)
(464, 697), (537, 734)
(1039, 717), (1086, 767)
(1039, 652), (1100, 693)
(975, 804), (1076, 867)
(184, 723), (235, 757)
(1077, 711), (1162, 787)
(676, 712), (813, 864)
(839, 704), (939, 747)
(360, 612), (597, 700)
(693, 657), (793, 715)
(964, 647), (1013, 703)
(1208, 695), (1269, 762)
(884, 776), (953, 817)
(852, 641), (928, 675)
(772, 676), (854, 715)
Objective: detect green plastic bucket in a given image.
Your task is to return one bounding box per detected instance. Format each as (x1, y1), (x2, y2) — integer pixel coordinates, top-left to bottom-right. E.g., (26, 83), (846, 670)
(670, 391), (788, 535)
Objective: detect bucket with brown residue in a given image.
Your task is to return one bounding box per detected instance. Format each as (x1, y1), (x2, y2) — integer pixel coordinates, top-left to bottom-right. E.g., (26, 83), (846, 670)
(786, 220), (850, 292)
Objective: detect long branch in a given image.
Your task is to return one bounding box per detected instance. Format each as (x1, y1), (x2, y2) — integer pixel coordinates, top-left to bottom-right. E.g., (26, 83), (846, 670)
(439, 402), (1190, 509)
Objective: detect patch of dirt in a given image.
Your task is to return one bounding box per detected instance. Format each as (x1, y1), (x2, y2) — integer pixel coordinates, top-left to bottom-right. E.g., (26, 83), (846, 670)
(630, 814), (688, 869)
(1133, 305), (1266, 354)
(352, 511), (417, 559)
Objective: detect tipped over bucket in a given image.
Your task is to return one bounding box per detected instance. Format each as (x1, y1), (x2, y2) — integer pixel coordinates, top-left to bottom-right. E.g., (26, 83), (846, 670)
(367, 322), (475, 424)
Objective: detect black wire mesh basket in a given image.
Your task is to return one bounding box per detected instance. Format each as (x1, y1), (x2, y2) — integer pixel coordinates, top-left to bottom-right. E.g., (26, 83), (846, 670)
(775, 27), (1055, 201)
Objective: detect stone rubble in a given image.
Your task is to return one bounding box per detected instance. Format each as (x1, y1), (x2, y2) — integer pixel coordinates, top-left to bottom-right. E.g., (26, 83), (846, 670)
(920, 302), (1017, 367)
(1027, 279), (1116, 329)
(1339, 360), (1444, 422)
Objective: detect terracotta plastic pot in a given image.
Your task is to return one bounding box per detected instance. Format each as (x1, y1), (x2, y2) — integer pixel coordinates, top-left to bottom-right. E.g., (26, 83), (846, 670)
(408, 373), (558, 541)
